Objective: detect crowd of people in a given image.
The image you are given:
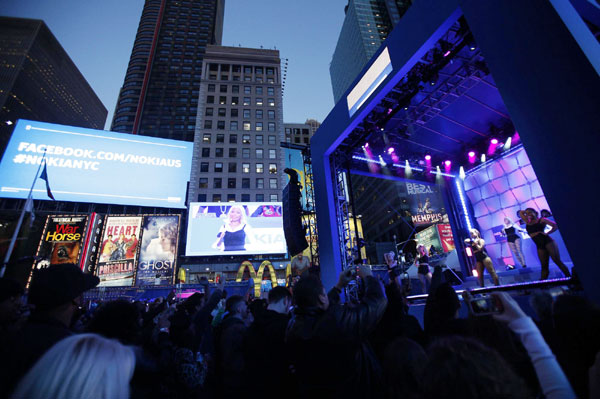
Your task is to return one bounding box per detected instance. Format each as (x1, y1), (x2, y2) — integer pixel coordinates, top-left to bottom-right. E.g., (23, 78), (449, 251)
(0, 263), (599, 399)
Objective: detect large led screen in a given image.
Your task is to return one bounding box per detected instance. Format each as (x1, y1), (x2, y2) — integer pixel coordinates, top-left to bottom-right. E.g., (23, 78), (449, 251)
(0, 120), (193, 207)
(186, 202), (286, 256)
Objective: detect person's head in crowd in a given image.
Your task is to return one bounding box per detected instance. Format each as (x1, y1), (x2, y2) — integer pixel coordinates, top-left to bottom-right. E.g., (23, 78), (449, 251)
(382, 337), (427, 399)
(12, 333), (135, 399)
(86, 299), (142, 345)
(267, 286), (292, 314)
(432, 283), (461, 319)
(28, 263), (99, 327)
(293, 274), (328, 311)
(421, 336), (529, 399)
(181, 292), (204, 314)
(0, 277), (24, 326)
(529, 290), (554, 321)
(249, 298), (267, 318)
(226, 295), (248, 319)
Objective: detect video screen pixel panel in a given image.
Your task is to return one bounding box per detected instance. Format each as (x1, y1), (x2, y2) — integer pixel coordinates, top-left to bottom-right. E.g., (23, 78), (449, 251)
(0, 120), (193, 208)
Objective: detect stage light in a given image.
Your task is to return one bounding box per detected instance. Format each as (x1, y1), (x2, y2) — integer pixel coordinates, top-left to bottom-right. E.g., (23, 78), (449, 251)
(5, 120), (13, 126)
(512, 131), (520, 144)
(466, 247), (473, 257)
(443, 50), (451, 57)
(425, 155), (431, 161)
(472, 268), (478, 277)
(444, 160), (451, 167)
(459, 166), (466, 180)
(470, 46), (476, 51)
(387, 108), (393, 114)
(468, 151), (475, 157)
(455, 179), (473, 231)
(503, 137), (512, 151)
(403, 107), (408, 110)
(387, 147), (394, 154)
(491, 138), (498, 145)
(378, 155), (386, 166)
(365, 142), (369, 148)
(481, 154), (486, 163)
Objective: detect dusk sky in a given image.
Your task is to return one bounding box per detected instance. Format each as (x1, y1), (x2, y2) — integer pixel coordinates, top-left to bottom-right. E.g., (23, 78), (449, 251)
(2, 0), (347, 129)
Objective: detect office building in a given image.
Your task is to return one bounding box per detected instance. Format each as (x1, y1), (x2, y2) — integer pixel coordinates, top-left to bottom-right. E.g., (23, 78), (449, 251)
(0, 17), (107, 156)
(111, 0), (225, 142)
(284, 120), (319, 145)
(188, 45), (285, 204)
(329, 0), (413, 103)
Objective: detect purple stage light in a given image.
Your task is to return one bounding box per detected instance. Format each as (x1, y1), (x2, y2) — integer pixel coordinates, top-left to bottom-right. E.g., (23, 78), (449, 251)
(387, 147), (394, 154)
(444, 160), (451, 167)
(468, 151), (475, 157)
(491, 138), (499, 145)
(387, 108), (393, 114)
(425, 155), (431, 161)
(365, 142), (369, 148)
(443, 50), (451, 57)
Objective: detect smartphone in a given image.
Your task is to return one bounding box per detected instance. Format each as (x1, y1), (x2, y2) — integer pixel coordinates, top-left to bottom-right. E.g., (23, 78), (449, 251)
(467, 294), (504, 316)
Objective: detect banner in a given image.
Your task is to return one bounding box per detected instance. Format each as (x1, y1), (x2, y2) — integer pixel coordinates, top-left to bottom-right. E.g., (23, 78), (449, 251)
(405, 182), (447, 225)
(34, 215), (89, 270)
(436, 224), (455, 252)
(96, 216), (142, 287)
(415, 224), (442, 253)
(136, 215), (180, 286)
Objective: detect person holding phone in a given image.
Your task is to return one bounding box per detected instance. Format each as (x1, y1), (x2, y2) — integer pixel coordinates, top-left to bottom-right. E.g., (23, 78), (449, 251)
(519, 208), (571, 280)
(465, 229), (499, 287)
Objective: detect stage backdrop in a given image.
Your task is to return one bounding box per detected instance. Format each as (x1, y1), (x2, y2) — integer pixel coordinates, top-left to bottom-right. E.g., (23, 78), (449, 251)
(463, 147), (573, 267)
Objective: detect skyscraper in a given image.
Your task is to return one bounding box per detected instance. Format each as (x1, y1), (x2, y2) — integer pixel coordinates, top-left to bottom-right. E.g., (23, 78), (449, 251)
(0, 17), (107, 156)
(329, 0), (412, 103)
(188, 45), (284, 205)
(284, 120), (320, 146)
(111, 0), (225, 142)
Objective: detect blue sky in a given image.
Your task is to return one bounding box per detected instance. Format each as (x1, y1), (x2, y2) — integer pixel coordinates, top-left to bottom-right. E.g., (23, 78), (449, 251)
(2, 0), (347, 129)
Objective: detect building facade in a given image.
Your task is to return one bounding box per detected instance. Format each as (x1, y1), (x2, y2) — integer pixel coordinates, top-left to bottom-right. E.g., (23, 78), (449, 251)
(284, 120), (320, 145)
(0, 17), (107, 156)
(111, 0), (225, 142)
(188, 45), (285, 204)
(329, 0), (413, 103)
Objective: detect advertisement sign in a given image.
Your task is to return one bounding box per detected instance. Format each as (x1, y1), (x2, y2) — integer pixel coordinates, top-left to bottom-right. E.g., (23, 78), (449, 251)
(33, 215), (89, 270)
(96, 216), (142, 287)
(405, 182), (447, 225)
(135, 215), (180, 286)
(186, 202), (286, 256)
(415, 224), (442, 253)
(436, 224), (455, 252)
(0, 120), (192, 207)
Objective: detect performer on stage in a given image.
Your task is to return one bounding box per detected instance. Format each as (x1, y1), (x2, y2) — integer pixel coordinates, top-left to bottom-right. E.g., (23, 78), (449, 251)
(415, 245), (432, 291)
(213, 205), (254, 251)
(465, 229), (499, 287)
(502, 217), (527, 268)
(519, 208), (571, 280)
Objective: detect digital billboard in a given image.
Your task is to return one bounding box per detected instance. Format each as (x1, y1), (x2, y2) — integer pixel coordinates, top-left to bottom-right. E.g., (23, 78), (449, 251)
(186, 202), (286, 256)
(33, 215), (90, 270)
(0, 120), (192, 207)
(405, 182), (448, 226)
(135, 215), (180, 286)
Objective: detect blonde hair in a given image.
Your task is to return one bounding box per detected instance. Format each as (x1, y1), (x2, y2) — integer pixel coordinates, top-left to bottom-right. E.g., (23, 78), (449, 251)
(417, 244), (429, 256)
(227, 205), (247, 225)
(469, 228), (481, 239)
(12, 333), (135, 399)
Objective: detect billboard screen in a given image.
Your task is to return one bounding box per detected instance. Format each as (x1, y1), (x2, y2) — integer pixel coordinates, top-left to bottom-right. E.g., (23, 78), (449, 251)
(186, 202), (286, 256)
(33, 215), (89, 270)
(135, 215), (180, 286)
(95, 216), (142, 287)
(0, 120), (192, 207)
(405, 182), (448, 226)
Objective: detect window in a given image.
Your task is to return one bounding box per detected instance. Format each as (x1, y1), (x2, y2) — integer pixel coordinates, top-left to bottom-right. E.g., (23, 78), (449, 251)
(304, 137), (309, 144)
(256, 178), (264, 189)
(216, 134), (224, 143)
(220, 85), (227, 92)
(268, 110), (275, 119)
(197, 194), (207, 201)
(229, 148), (237, 157)
(228, 178), (236, 189)
(256, 98), (263, 106)
(205, 108), (213, 116)
(256, 149), (263, 158)
(243, 122), (251, 131)
(242, 163), (250, 173)
(217, 121), (225, 130)
(241, 194), (250, 202)
(230, 121), (238, 130)
(204, 120), (212, 129)
(232, 85), (239, 93)
(200, 162), (209, 172)
(256, 194), (265, 201)
(213, 178), (222, 188)
(266, 67), (274, 75)
(295, 137), (300, 144)
(213, 194), (221, 202)
(244, 66), (252, 74)
(218, 108), (226, 117)
(269, 178), (278, 189)
(199, 178), (208, 188)
(256, 87), (263, 95)
(232, 65), (241, 73)
(231, 97), (238, 105)
(255, 66), (263, 74)
(267, 87), (275, 95)
(268, 135), (276, 145)
(256, 135), (263, 145)
(229, 134), (237, 144)
(242, 178), (250, 189)
(228, 162), (237, 173)
(201, 148), (210, 157)
(243, 97), (251, 106)
(256, 163), (264, 173)
(208, 84), (215, 92)
(244, 86), (251, 94)
(227, 194), (236, 202)
(242, 148), (250, 158)
(256, 110), (263, 119)
(219, 96), (226, 105)
(270, 194), (278, 202)
(268, 122), (276, 131)
(203, 134), (211, 143)
(214, 162), (223, 172)
(207, 95), (214, 103)
(268, 98), (275, 106)
(243, 109), (251, 118)
(269, 149), (277, 159)
(256, 122), (263, 131)
(215, 148), (223, 157)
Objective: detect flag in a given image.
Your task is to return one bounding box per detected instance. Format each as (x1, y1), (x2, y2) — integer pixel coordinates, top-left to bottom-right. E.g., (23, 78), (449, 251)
(39, 163), (55, 200)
